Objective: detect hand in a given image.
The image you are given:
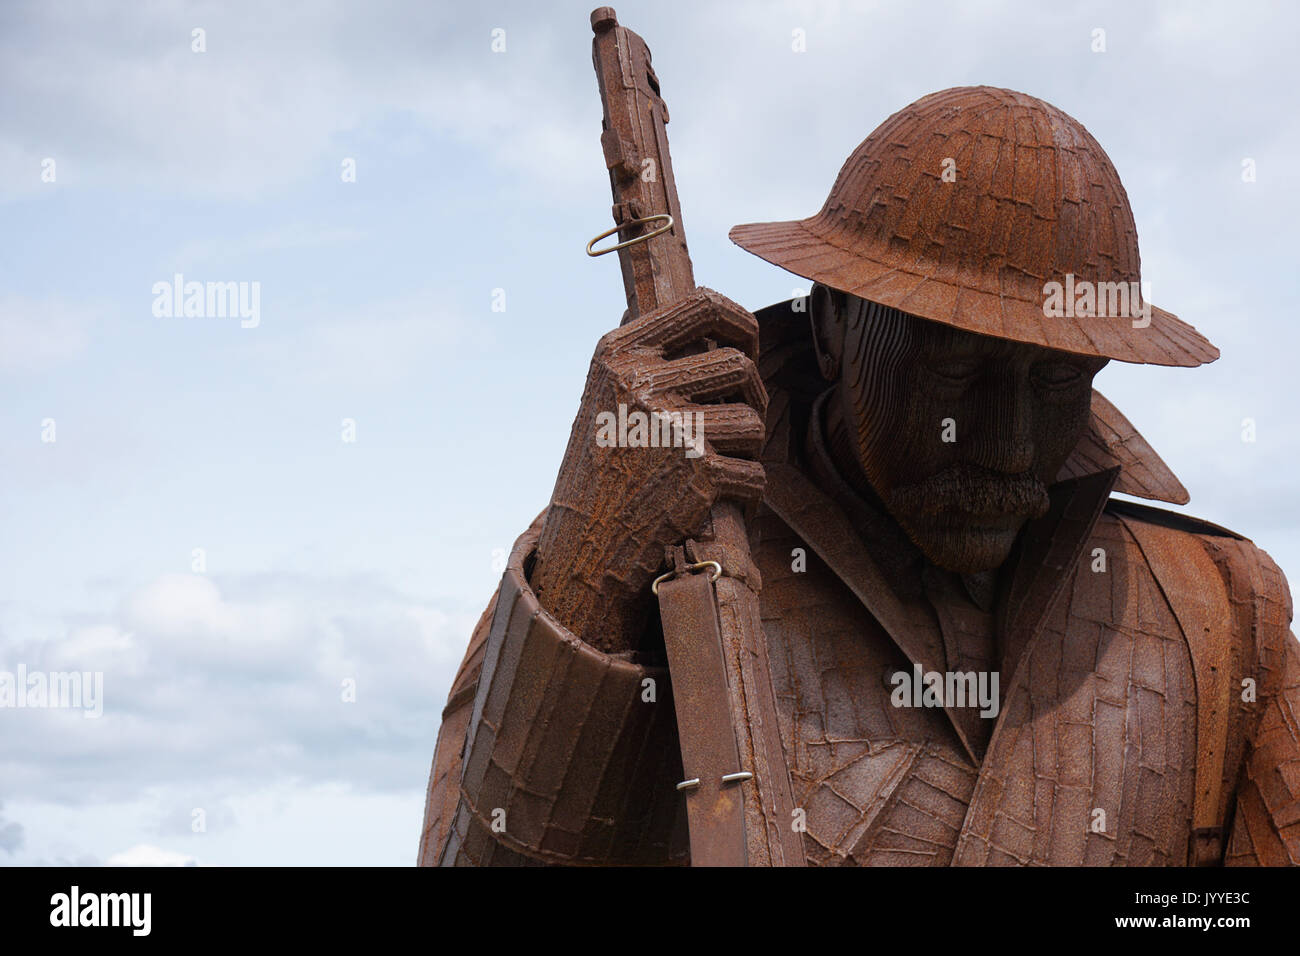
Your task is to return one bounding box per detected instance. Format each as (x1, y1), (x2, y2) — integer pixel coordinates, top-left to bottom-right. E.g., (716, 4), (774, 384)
(530, 288), (768, 654)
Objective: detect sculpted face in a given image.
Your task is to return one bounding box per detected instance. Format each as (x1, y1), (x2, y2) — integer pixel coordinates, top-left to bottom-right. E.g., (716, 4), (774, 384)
(811, 284), (1108, 573)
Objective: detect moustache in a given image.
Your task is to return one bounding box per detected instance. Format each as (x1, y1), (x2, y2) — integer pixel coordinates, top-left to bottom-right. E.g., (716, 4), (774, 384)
(885, 462), (1050, 521)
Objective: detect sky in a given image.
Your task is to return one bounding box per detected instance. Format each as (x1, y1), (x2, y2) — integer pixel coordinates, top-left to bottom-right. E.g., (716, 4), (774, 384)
(0, 0), (1296, 866)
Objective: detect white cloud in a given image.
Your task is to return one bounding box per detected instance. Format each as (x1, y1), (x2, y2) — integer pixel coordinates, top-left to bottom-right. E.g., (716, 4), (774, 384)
(107, 843), (199, 867)
(124, 574), (235, 640)
(0, 801), (24, 855)
(0, 569), (478, 807)
(0, 1), (598, 200)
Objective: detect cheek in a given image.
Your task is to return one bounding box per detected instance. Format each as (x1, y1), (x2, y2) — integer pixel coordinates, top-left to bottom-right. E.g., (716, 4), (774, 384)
(1033, 392), (1093, 476)
(847, 368), (956, 491)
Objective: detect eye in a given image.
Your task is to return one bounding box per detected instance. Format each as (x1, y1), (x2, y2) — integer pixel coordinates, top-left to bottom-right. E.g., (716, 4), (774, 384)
(1030, 361), (1085, 389)
(927, 358), (982, 383)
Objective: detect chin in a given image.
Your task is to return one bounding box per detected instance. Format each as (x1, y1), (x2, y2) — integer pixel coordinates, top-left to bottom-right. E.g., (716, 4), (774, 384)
(900, 516), (1023, 573)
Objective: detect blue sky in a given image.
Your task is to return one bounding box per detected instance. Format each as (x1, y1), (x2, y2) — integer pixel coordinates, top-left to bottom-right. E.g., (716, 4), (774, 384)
(1, 0), (1296, 865)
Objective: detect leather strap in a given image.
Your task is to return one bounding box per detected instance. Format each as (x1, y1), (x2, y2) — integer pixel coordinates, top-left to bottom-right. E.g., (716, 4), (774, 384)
(1121, 516), (1234, 865)
(657, 570), (748, 866)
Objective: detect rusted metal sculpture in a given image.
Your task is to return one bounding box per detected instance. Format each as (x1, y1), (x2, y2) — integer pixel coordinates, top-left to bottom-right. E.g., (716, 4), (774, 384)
(418, 10), (1299, 867)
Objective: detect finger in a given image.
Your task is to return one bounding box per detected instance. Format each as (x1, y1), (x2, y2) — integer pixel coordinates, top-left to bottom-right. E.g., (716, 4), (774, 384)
(698, 454), (766, 505)
(614, 288), (759, 358)
(674, 402), (766, 459)
(626, 347), (768, 411)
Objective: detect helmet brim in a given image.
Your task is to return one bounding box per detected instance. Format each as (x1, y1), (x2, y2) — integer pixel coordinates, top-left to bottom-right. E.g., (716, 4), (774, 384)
(730, 217), (1219, 368)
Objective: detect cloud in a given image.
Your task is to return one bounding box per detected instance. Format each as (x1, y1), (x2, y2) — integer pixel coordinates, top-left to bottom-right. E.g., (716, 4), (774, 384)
(0, 0), (598, 200)
(106, 843), (198, 867)
(0, 802), (24, 854)
(0, 570), (478, 806)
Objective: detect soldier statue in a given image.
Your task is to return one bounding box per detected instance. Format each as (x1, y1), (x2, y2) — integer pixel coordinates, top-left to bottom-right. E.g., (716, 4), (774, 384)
(418, 13), (1298, 867)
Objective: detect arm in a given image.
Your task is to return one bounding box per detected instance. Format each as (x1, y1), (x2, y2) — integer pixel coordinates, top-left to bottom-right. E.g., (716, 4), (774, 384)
(418, 516), (689, 866)
(1221, 542), (1299, 866)
(1224, 629), (1300, 865)
(419, 285), (764, 864)
(419, 11), (767, 865)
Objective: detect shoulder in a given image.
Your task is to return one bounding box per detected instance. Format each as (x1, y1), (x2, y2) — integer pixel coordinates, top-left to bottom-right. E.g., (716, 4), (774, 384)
(1106, 497), (1295, 680)
(1104, 498), (1289, 604)
(1104, 497), (1247, 541)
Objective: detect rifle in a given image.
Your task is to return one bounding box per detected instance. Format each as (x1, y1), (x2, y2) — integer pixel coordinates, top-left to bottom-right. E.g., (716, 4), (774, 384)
(586, 7), (805, 867)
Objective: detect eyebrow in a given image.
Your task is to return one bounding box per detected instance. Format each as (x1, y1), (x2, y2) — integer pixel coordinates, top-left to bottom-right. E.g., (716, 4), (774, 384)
(917, 323), (1001, 359)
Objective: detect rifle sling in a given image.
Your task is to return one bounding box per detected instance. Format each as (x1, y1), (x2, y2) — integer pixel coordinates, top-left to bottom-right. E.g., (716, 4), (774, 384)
(656, 571), (748, 866)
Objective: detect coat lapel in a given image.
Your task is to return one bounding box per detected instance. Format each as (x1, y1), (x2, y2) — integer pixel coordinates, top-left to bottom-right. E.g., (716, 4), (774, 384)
(994, 467), (1120, 691)
(952, 467), (1141, 865)
(764, 461), (978, 762)
(763, 461), (1119, 772)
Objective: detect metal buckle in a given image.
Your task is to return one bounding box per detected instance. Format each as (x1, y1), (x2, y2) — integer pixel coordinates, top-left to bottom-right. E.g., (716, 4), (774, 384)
(651, 559), (722, 595)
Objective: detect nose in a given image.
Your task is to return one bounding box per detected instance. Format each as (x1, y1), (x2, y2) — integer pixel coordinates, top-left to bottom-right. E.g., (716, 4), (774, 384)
(967, 370), (1035, 474)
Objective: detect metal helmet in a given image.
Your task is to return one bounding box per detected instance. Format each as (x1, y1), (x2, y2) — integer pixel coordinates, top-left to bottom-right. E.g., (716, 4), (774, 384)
(730, 86), (1217, 367)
